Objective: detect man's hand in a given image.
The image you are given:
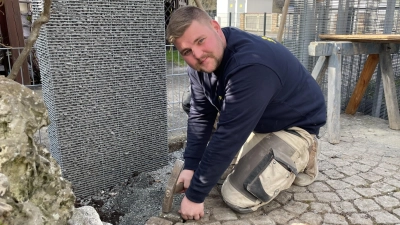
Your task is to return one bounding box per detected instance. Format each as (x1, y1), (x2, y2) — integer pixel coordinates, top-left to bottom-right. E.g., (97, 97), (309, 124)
(176, 169), (194, 193)
(179, 196), (204, 220)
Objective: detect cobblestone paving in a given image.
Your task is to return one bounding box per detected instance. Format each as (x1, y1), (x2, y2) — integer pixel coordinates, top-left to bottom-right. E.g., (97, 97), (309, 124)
(146, 114), (400, 225)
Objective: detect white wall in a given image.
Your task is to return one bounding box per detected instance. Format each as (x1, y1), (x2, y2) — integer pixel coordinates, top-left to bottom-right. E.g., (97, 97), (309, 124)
(216, 0), (229, 27)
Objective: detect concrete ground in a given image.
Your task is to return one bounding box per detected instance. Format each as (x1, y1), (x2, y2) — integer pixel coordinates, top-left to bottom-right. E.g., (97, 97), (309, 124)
(147, 113), (400, 225)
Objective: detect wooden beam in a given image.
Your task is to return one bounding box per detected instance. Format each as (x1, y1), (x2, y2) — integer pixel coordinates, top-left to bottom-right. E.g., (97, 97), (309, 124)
(4, 0), (30, 85)
(327, 44), (342, 144)
(311, 56), (328, 85)
(277, 0), (290, 42)
(379, 44), (400, 130)
(320, 34), (400, 43)
(345, 54), (379, 115)
(309, 41), (400, 56)
(0, 4), (10, 46)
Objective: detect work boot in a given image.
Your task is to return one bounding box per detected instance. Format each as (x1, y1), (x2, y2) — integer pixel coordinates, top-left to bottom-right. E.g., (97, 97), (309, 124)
(293, 136), (320, 186)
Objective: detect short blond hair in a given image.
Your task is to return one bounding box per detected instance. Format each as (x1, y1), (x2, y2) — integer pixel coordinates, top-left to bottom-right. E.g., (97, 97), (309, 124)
(166, 6), (212, 44)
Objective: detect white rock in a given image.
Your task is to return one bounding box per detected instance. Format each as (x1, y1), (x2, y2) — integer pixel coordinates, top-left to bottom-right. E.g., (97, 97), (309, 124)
(68, 206), (103, 225)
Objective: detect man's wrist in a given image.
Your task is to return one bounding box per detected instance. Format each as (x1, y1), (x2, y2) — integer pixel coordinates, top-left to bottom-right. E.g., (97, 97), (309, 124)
(185, 187), (206, 203)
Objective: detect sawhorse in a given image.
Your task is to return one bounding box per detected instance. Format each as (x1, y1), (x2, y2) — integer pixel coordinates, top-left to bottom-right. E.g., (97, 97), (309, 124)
(309, 37), (400, 144)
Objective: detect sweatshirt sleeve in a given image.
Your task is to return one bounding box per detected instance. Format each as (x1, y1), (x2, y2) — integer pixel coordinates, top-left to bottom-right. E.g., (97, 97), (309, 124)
(185, 64), (283, 203)
(183, 68), (218, 171)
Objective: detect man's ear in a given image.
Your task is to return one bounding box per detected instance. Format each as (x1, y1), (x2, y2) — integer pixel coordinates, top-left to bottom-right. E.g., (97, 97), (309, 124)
(210, 20), (221, 31)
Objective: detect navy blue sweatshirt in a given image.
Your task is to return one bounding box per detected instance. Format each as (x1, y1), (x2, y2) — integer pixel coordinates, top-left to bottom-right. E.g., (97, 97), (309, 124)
(184, 27), (326, 203)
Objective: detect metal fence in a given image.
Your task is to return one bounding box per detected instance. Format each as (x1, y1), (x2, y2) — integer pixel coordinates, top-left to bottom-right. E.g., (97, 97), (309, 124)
(282, 0), (400, 120)
(165, 45), (190, 140)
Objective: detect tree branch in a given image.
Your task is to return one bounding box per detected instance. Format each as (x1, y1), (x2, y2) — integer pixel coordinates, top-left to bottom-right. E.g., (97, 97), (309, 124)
(7, 0), (51, 81)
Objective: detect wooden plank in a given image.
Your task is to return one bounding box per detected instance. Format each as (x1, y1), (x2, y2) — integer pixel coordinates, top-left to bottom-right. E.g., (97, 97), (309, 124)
(309, 42), (334, 56)
(311, 56), (328, 85)
(309, 41), (400, 56)
(345, 54), (379, 115)
(0, 4), (9, 45)
(320, 34), (400, 43)
(379, 44), (400, 130)
(327, 44), (342, 144)
(4, 0), (30, 85)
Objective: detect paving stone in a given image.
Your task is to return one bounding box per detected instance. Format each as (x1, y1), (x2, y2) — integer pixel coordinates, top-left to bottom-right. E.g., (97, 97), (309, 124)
(336, 189), (362, 200)
(205, 197), (227, 208)
(330, 158), (351, 167)
(248, 216), (276, 225)
(262, 201), (282, 213)
(393, 208), (400, 217)
(294, 192), (315, 202)
(201, 209), (211, 222)
(336, 166), (359, 176)
(354, 199), (381, 212)
(287, 219), (304, 224)
(352, 163), (372, 172)
(211, 208), (238, 221)
(315, 192), (341, 202)
(394, 192), (400, 200)
(203, 222), (221, 225)
(209, 187), (221, 197)
(378, 163), (399, 171)
(176, 222), (199, 225)
(267, 209), (296, 224)
(323, 169), (346, 179)
(371, 182), (397, 193)
(393, 173), (400, 180)
(323, 213), (348, 225)
(237, 210), (263, 219)
(382, 157), (400, 166)
(299, 212), (323, 225)
(283, 201), (309, 215)
(275, 191), (292, 204)
(369, 211), (400, 223)
(342, 175), (368, 186)
(286, 185), (307, 193)
(358, 172), (383, 182)
(145, 217), (173, 225)
(319, 161), (336, 171)
(384, 178), (400, 188)
(315, 172), (328, 181)
(353, 188), (381, 197)
(346, 213), (373, 225)
(221, 220), (251, 225)
(307, 182), (331, 192)
(374, 196), (400, 208)
(372, 167), (395, 177)
(326, 180), (353, 190)
(310, 202), (332, 213)
(331, 201), (357, 213)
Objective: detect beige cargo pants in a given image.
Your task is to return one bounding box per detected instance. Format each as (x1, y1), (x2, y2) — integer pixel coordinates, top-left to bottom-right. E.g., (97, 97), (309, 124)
(221, 127), (316, 213)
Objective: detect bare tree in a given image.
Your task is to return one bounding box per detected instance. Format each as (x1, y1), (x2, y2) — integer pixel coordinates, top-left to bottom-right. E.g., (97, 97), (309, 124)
(7, 0), (52, 81)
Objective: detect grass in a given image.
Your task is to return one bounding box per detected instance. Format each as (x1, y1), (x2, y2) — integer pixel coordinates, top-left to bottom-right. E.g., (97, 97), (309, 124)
(166, 48), (186, 66)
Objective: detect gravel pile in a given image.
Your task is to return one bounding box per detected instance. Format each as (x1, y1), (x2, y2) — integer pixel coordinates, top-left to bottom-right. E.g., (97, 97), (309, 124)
(75, 149), (185, 225)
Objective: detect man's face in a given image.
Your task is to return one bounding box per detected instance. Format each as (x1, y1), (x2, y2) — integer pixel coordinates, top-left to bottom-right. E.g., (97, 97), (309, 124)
(174, 20), (225, 73)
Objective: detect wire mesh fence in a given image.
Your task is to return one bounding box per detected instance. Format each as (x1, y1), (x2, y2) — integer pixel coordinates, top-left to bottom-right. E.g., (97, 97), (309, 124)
(281, 0), (400, 120)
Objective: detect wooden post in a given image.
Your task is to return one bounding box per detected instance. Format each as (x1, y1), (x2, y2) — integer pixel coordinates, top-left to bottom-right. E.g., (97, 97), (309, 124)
(311, 56), (328, 85)
(379, 44), (400, 130)
(4, 0), (30, 85)
(345, 54), (379, 115)
(277, 0), (290, 42)
(327, 44), (342, 144)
